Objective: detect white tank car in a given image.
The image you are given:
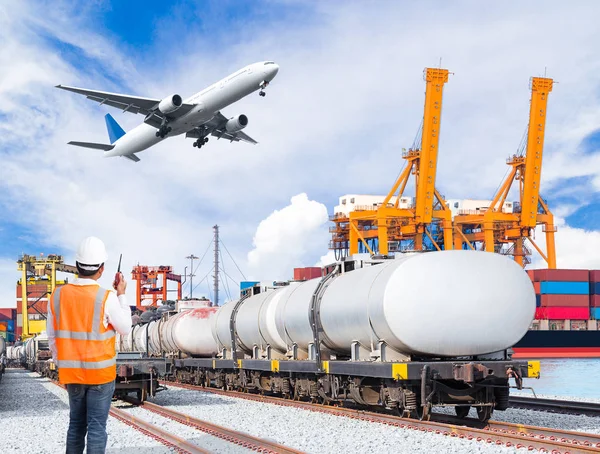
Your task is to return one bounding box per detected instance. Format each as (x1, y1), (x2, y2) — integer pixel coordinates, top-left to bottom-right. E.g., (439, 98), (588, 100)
(0, 336), (5, 356)
(213, 250), (535, 358)
(118, 303), (218, 357)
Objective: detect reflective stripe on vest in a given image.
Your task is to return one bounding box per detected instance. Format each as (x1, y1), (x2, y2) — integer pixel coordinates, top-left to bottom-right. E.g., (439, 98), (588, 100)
(57, 356), (117, 369)
(54, 287), (115, 343)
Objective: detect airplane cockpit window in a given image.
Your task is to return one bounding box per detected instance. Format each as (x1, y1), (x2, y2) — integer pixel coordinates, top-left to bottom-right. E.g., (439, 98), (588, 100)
(264, 61), (276, 65)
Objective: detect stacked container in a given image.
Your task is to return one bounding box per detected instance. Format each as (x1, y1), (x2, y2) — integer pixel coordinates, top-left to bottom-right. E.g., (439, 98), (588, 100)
(529, 269), (590, 320)
(293, 267), (323, 281)
(590, 270), (600, 320)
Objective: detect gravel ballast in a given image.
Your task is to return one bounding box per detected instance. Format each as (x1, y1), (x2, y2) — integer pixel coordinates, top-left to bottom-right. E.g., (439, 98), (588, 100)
(0, 369), (174, 454)
(152, 386), (527, 454)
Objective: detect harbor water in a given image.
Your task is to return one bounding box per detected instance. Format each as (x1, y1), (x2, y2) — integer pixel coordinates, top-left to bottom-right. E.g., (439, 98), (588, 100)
(519, 359), (600, 399)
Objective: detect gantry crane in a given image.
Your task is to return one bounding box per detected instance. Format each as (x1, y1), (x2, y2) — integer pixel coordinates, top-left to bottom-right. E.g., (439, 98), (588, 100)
(330, 68), (453, 256)
(17, 254), (77, 339)
(131, 265), (182, 309)
(453, 76), (556, 268)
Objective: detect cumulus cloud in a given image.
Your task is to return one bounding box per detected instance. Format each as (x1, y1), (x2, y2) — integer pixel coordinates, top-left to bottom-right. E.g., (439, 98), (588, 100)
(247, 194), (329, 280)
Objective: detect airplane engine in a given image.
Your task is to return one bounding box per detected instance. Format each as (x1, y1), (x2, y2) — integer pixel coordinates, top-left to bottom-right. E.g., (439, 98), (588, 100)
(158, 94), (183, 114)
(225, 114), (248, 133)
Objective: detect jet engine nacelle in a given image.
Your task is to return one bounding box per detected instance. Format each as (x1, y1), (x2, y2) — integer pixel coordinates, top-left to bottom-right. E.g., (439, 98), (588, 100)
(158, 94), (183, 114)
(225, 114), (248, 133)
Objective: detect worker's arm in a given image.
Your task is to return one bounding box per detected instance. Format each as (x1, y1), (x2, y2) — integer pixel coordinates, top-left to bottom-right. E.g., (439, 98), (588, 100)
(104, 275), (132, 335)
(46, 292), (58, 360)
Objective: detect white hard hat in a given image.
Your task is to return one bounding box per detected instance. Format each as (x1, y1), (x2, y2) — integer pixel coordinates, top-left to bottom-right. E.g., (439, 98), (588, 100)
(75, 236), (108, 266)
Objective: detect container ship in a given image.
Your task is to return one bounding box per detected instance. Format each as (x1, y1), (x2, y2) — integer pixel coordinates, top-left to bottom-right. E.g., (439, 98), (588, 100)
(504, 269), (600, 358)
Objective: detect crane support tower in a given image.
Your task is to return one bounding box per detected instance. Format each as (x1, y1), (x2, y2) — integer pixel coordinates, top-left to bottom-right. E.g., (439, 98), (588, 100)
(131, 265), (182, 309)
(17, 254), (77, 339)
(453, 76), (556, 268)
(330, 68), (453, 256)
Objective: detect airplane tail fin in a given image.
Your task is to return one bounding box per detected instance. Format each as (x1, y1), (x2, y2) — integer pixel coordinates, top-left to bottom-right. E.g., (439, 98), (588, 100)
(105, 113), (126, 144)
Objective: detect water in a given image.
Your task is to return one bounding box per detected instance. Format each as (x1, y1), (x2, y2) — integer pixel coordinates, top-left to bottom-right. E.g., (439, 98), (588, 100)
(522, 359), (600, 399)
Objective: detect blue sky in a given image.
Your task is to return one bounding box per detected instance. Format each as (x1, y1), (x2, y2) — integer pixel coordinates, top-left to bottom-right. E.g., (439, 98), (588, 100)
(2, 0), (600, 307)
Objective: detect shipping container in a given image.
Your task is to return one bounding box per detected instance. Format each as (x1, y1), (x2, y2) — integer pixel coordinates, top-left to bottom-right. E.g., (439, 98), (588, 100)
(526, 269), (535, 281)
(590, 282), (600, 295)
(305, 267), (323, 279)
(592, 307), (600, 320)
(7, 320), (14, 331)
(591, 295), (600, 307)
(535, 294), (541, 307)
(0, 308), (12, 319)
(540, 281), (589, 295)
(0, 322), (6, 330)
(533, 282), (541, 293)
(535, 306), (590, 320)
(540, 294), (590, 307)
(240, 281), (259, 291)
(533, 269), (589, 282)
(590, 270), (600, 283)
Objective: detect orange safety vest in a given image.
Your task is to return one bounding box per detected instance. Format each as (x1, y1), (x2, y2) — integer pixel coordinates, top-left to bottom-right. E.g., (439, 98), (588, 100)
(49, 284), (116, 385)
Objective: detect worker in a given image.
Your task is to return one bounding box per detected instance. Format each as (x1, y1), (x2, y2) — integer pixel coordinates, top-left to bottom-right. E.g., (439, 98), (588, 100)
(47, 237), (132, 454)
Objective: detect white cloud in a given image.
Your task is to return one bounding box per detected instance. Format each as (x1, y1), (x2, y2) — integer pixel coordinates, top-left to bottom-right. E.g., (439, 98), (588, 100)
(247, 194), (328, 280)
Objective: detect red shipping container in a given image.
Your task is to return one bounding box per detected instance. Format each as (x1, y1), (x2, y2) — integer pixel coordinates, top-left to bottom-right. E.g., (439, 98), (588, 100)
(540, 294), (589, 307)
(533, 282), (541, 294)
(591, 295), (600, 307)
(0, 309), (12, 319)
(532, 269), (589, 282)
(590, 270), (600, 283)
(293, 268), (303, 281)
(305, 267), (322, 279)
(526, 270), (535, 281)
(535, 306), (589, 320)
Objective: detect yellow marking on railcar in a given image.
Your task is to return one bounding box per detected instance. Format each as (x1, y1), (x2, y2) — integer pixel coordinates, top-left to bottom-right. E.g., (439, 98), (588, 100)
(271, 360), (280, 372)
(237, 359), (243, 368)
(212, 359), (216, 369)
(322, 361), (329, 373)
(392, 363), (408, 380)
(527, 360), (540, 378)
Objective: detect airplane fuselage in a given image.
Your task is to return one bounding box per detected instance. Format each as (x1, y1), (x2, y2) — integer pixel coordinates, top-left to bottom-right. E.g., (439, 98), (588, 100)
(104, 61), (278, 157)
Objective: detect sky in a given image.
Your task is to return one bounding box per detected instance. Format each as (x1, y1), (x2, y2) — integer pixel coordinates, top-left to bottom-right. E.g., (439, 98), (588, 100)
(1, 0), (600, 308)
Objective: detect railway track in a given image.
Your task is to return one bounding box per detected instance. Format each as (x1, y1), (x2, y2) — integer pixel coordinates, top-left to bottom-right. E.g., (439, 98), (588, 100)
(121, 396), (304, 454)
(162, 381), (600, 454)
(509, 396), (600, 417)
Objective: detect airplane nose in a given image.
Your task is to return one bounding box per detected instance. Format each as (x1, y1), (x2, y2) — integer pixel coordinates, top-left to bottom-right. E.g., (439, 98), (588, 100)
(268, 64), (279, 79)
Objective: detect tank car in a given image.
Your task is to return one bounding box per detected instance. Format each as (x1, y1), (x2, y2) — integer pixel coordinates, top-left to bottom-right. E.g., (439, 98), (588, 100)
(162, 250), (540, 421)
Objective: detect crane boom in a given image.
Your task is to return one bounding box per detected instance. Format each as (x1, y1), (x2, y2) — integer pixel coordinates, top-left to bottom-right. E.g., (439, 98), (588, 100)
(415, 68), (449, 224)
(520, 77), (553, 228)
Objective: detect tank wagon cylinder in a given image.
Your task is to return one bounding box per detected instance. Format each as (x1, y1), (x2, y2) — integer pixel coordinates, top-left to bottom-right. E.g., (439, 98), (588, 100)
(215, 250), (535, 359)
(0, 336), (5, 356)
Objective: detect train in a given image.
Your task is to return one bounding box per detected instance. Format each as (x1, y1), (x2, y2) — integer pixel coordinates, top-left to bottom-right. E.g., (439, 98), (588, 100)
(0, 336), (5, 381)
(113, 250), (540, 422)
(25, 250), (540, 421)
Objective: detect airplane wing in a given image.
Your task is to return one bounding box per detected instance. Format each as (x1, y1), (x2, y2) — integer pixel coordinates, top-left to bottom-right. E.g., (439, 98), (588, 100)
(55, 85), (195, 120)
(186, 112), (258, 145)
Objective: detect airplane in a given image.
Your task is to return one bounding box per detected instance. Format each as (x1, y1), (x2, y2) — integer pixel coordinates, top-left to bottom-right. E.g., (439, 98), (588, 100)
(56, 61), (279, 162)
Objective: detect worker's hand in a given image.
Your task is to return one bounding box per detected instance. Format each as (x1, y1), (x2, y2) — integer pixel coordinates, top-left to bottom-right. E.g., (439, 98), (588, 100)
(116, 273), (127, 296)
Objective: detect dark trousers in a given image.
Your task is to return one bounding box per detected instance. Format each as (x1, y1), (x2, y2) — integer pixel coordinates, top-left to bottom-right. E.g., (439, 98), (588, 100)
(66, 381), (115, 454)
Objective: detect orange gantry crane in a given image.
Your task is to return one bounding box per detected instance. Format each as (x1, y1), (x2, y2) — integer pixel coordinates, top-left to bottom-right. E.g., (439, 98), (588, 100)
(453, 76), (557, 268)
(330, 68), (453, 256)
(131, 265), (182, 309)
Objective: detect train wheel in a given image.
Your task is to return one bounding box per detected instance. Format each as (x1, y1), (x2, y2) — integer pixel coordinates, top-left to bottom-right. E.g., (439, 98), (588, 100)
(455, 406), (470, 419)
(413, 404), (431, 421)
(136, 386), (147, 402)
(476, 406), (492, 422)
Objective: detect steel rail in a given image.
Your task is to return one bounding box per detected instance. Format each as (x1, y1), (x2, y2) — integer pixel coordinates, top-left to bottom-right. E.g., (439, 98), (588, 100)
(162, 381), (600, 454)
(110, 405), (209, 454)
(509, 396), (600, 417)
(124, 396), (304, 454)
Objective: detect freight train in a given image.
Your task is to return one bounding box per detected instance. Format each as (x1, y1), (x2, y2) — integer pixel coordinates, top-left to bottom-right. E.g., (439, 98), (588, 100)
(110, 250), (540, 422)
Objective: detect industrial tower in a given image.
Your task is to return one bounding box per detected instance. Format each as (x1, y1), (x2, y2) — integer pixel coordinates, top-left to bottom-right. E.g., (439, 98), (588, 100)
(330, 68), (453, 256)
(453, 76), (556, 268)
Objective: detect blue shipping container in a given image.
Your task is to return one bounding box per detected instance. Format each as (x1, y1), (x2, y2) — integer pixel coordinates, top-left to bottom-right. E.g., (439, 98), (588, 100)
(7, 320), (14, 331)
(540, 281), (589, 295)
(536, 294), (541, 307)
(240, 281), (259, 291)
(592, 307), (600, 320)
(591, 282), (600, 295)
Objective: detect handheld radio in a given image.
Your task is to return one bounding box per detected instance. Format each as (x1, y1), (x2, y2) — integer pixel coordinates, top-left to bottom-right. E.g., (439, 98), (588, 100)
(113, 254), (123, 290)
